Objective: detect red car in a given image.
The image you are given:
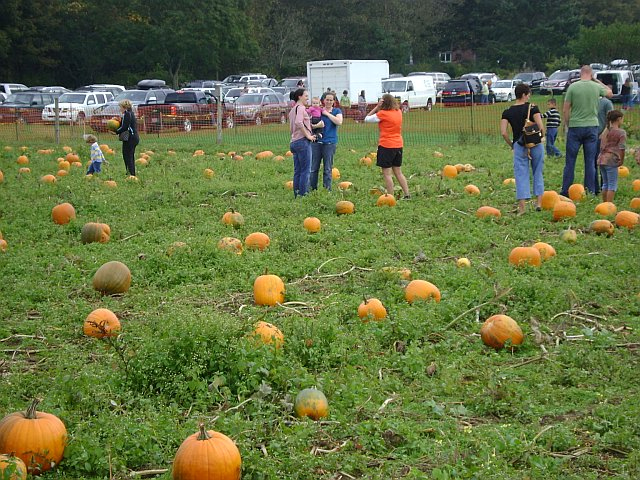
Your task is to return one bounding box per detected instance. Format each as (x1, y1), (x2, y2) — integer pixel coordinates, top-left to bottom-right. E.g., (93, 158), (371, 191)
(0, 91), (62, 124)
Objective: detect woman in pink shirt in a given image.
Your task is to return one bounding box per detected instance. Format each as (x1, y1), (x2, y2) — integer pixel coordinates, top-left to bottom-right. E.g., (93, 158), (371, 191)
(288, 89), (320, 197)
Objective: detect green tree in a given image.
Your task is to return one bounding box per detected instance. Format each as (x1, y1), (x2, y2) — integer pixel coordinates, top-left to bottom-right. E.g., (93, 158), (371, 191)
(569, 23), (640, 64)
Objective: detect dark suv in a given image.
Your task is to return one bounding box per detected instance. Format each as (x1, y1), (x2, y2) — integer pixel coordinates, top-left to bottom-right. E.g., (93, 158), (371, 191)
(539, 70), (580, 95)
(0, 90), (63, 123)
(514, 72), (547, 91)
(441, 79), (479, 106)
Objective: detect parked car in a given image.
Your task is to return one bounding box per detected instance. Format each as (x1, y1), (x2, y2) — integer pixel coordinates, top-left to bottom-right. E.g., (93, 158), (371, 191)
(224, 87), (246, 105)
(89, 88), (174, 132)
(459, 75), (495, 103)
(230, 92), (288, 126)
(42, 91), (114, 123)
(0, 90), (64, 124)
(381, 75), (437, 111)
(75, 84), (125, 97)
(138, 90), (231, 133)
(539, 70), (580, 95)
(29, 86), (71, 94)
(467, 72), (500, 85)
(513, 72), (547, 91)
(441, 79), (479, 106)
(595, 70), (637, 103)
(279, 77), (307, 90)
(491, 79), (518, 102)
(0, 83), (29, 103)
(419, 72), (451, 94)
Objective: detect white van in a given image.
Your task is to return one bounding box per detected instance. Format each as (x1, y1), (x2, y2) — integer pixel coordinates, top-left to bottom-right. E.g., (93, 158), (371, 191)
(594, 70), (638, 103)
(381, 75), (437, 112)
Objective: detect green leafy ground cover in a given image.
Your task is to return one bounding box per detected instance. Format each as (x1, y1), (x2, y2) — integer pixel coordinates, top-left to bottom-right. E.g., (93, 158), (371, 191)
(0, 131), (639, 479)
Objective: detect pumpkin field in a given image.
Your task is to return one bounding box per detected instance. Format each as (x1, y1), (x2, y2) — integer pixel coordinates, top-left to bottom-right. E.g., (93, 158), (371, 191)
(0, 132), (639, 479)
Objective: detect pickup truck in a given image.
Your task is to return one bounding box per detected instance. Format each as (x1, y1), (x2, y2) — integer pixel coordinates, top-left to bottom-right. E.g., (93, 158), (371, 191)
(137, 90), (233, 133)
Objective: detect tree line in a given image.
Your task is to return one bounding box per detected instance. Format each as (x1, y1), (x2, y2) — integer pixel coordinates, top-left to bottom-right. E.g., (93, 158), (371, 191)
(1, 0), (639, 89)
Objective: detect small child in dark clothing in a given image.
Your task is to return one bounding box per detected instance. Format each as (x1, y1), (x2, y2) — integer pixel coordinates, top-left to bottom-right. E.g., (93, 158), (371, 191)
(541, 98), (562, 157)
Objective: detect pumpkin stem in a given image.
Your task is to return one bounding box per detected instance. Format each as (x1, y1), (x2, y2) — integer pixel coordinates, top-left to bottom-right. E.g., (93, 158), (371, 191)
(197, 423), (211, 441)
(362, 294), (368, 304)
(25, 397), (42, 419)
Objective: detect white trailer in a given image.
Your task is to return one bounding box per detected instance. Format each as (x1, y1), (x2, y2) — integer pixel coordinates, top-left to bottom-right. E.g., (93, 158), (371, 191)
(306, 59), (389, 105)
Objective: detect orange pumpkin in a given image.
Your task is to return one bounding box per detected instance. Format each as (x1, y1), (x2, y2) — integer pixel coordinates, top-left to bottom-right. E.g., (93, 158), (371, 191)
(294, 388), (329, 421)
(40, 174), (57, 184)
(532, 242), (556, 261)
(615, 210), (639, 229)
(358, 297), (387, 322)
(92, 261), (131, 295)
(508, 246), (541, 267)
(552, 201), (576, 221)
(81, 222), (111, 244)
(0, 239), (7, 252)
(106, 117), (121, 131)
(480, 314), (524, 349)
(244, 232), (270, 250)
(83, 308), (121, 338)
(331, 167), (340, 179)
(221, 210), (244, 229)
(567, 183), (585, 202)
(303, 217), (321, 233)
(56, 169), (68, 177)
(618, 165), (629, 178)
(0, 170), (3, 183)
(376, 194), (397, 207)
(18, 167), (30, 174)
(251, 321), (284, 349)
(255, 150), (274, 160)
(0, 454), (27, 480)
(540, 190), (559, 210)
(590, 219), (615, 237)
(203, 168), (215, 179)
(65, 153), (79, 163)
(359, 156), (372, 166)
(336, 200), (355, 215)
(16, 155), (29, 165)
(594, 201), (617, 216)
(502, 178), (516, 185)
(284, 180), (294, 190)
(630, 198), (640, 210)
(405, 279), (441, 304)
(172, 424), (241, 480)
(632, 179), (640, 191)
(51, 203), (76, 225)
(464, 184), (480, 195)
(337, 181), (353, 191)
(476, 206), (501, 218)
(57, 160), (70, 171)
(217, 237), (243, 254)
(0, 399), (67, 474)
(253, 272), (285, 306)
(442, 164), (458, 178)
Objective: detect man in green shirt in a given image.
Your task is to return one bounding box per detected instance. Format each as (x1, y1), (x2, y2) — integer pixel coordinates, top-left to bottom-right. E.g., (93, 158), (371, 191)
(561, 65), (612, 196)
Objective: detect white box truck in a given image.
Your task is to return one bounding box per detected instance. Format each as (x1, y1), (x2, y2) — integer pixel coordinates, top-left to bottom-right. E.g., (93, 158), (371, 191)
(306, 59), (389, 106)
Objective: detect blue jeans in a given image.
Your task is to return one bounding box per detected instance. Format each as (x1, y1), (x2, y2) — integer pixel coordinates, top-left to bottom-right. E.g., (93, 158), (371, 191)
(87, 161), (102, 174)
(600, 165), (619, 191)
(513, 142), (544, 200)
(290, 138), (312, 197)
(310, 142), (337, 191)
(546, 127), (562, 157)
(622, 94), (632, 109)
(480, 94), (488, 104)
(561, 126), (598, 196)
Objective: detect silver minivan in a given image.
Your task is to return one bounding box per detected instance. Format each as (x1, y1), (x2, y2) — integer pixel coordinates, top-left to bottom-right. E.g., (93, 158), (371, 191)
(595, 70), (637, 103)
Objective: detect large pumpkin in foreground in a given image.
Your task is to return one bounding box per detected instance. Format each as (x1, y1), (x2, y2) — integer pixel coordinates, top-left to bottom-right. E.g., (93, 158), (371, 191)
(480, 314), (524, 349)
(253, 272), (285, 306)
(294, 388), (329, 420)
(172, 424), (241, 480)
(92, 261), (131, 295)
(0, 399), (67, 475)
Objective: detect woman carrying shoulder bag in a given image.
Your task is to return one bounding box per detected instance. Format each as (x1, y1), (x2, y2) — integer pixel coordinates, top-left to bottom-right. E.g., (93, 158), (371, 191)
(115, 99), (140, 177)
(500, 83), (545, 215)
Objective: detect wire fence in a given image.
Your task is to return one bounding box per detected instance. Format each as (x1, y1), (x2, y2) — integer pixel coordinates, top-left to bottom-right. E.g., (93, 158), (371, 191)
(1, 99), (637, 149)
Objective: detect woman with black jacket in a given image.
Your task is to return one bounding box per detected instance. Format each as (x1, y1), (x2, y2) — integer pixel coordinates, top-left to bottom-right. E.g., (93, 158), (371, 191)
(115, 99), (139, 176)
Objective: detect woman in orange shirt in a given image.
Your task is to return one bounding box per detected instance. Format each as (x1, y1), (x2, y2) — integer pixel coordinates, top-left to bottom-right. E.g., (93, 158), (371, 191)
(365, 94), (410, 198)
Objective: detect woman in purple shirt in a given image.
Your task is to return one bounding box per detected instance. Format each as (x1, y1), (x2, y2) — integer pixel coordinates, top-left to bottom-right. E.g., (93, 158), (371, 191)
(288, 89), (321, 197)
